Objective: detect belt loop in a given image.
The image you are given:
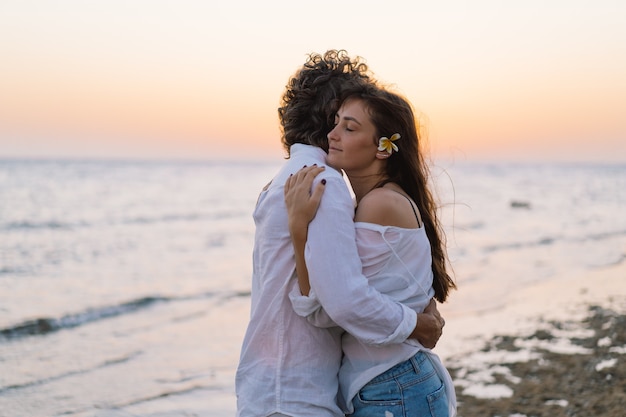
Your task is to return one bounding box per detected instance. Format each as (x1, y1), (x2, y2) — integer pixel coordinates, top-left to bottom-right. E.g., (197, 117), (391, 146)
(409, 352), (421, 374)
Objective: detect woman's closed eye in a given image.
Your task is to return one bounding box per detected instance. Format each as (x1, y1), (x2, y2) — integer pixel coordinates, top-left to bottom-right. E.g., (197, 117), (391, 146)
(343, 121), (357, 132)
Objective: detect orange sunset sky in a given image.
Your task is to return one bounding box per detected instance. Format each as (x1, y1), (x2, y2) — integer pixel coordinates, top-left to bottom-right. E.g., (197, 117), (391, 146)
(1, 1), (625, 162)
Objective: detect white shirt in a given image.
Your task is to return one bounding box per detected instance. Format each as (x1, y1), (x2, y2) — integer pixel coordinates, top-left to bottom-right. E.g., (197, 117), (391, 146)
(290, 209), (456, 416)
(235, 144), (417, 417)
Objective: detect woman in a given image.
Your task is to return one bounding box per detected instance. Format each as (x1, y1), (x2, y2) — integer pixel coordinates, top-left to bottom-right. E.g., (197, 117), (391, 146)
(285, 84), (457, 416)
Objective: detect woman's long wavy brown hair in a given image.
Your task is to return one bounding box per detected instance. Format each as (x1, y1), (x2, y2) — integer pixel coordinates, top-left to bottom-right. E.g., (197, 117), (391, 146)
(345, 86), (456, 302)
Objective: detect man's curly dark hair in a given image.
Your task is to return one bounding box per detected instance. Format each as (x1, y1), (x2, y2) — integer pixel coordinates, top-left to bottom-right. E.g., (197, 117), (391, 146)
(278, 50), (372, 155)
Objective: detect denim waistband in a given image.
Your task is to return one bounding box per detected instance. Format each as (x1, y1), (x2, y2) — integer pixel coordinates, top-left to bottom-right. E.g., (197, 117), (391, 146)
(368, 351), (428, 383)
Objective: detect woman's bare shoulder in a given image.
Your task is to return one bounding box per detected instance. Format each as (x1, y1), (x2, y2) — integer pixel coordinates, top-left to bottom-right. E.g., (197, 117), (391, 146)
(355, 187), (417, 227)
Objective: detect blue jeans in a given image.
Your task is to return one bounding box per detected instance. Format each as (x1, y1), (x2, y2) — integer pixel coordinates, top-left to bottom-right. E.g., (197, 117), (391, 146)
(350, 351), (449, 417)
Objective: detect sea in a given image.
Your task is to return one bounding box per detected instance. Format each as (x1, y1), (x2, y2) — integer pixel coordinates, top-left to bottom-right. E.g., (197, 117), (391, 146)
(0, 157), (624, 417)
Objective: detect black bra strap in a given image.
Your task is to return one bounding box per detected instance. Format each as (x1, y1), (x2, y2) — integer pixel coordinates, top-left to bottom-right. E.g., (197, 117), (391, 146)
(399, 193), (422, 227)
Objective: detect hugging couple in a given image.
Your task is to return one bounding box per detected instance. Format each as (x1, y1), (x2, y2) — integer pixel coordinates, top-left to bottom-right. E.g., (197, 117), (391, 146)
(236, 49), (457, 417)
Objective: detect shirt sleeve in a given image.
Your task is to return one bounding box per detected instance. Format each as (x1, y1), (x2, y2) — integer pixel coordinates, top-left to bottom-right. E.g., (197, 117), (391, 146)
(289, 282), (337, 328)
(289, 285), (338, 328)
(299, 174), (417, 346)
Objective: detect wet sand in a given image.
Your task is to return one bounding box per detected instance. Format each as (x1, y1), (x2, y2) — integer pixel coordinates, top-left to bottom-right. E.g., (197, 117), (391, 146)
(438, 262), (626, 417)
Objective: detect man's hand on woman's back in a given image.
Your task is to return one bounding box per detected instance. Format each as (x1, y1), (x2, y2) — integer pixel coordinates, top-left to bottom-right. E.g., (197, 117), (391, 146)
(412, 299), (445, 349)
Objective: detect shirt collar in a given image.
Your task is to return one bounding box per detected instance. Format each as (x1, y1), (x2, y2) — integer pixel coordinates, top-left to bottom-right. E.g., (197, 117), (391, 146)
(290, 143), (327, 160)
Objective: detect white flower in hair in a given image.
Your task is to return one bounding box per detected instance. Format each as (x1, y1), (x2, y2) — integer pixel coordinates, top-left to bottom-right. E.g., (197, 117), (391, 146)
(378, 133), (401, 154)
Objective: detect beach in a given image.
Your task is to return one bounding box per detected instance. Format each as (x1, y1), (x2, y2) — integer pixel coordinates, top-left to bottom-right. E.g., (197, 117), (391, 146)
(72, 258), (625, 417)
(85, 255), (625, 417)
(0, 159), (624, 416)
(438, 262), (626, 417)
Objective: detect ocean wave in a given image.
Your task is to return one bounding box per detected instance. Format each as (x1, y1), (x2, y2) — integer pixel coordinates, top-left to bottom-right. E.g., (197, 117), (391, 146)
(0, 296), (169, 340)
(122, 210), (248, 224)
(484, 236), (557, 253)
(1, 210), (247, 232)
(0, 290), (250, 342)
(0, 266), (31, 275)
(483, 228), (626, 254)
(2, 220), (79, 231)
(584, 229), (626, 241)
(0, 350), (142, 393)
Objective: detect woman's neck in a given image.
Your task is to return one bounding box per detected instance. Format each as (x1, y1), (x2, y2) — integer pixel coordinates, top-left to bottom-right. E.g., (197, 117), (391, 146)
(346, 170), (387, 203)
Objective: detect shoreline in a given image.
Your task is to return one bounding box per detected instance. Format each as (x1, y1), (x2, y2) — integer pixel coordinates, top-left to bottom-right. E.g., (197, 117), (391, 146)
(438, 260), (626, 360)
(69, 263), (626, 417)
(437, 262), (626, 416)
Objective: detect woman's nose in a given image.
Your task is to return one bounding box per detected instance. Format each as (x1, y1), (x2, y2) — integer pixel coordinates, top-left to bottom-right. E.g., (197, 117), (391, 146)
(327, 125), (338, 141)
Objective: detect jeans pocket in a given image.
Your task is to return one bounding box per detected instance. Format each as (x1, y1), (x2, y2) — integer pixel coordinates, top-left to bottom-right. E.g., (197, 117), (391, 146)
(427, 381), (449, 417)
(353, 386), (404, 417)
(357, 379), (403, 406)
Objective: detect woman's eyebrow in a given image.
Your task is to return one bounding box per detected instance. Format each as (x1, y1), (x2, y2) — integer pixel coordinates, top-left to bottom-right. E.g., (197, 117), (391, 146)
(341, 115), (362, 125)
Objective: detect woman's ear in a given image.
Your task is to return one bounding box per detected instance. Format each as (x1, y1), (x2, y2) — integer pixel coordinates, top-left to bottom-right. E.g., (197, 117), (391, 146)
(376, 151), (391, 159)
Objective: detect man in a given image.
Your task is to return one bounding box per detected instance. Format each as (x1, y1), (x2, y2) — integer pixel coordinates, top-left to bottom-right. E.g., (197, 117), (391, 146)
(236, 50), (444, 417)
